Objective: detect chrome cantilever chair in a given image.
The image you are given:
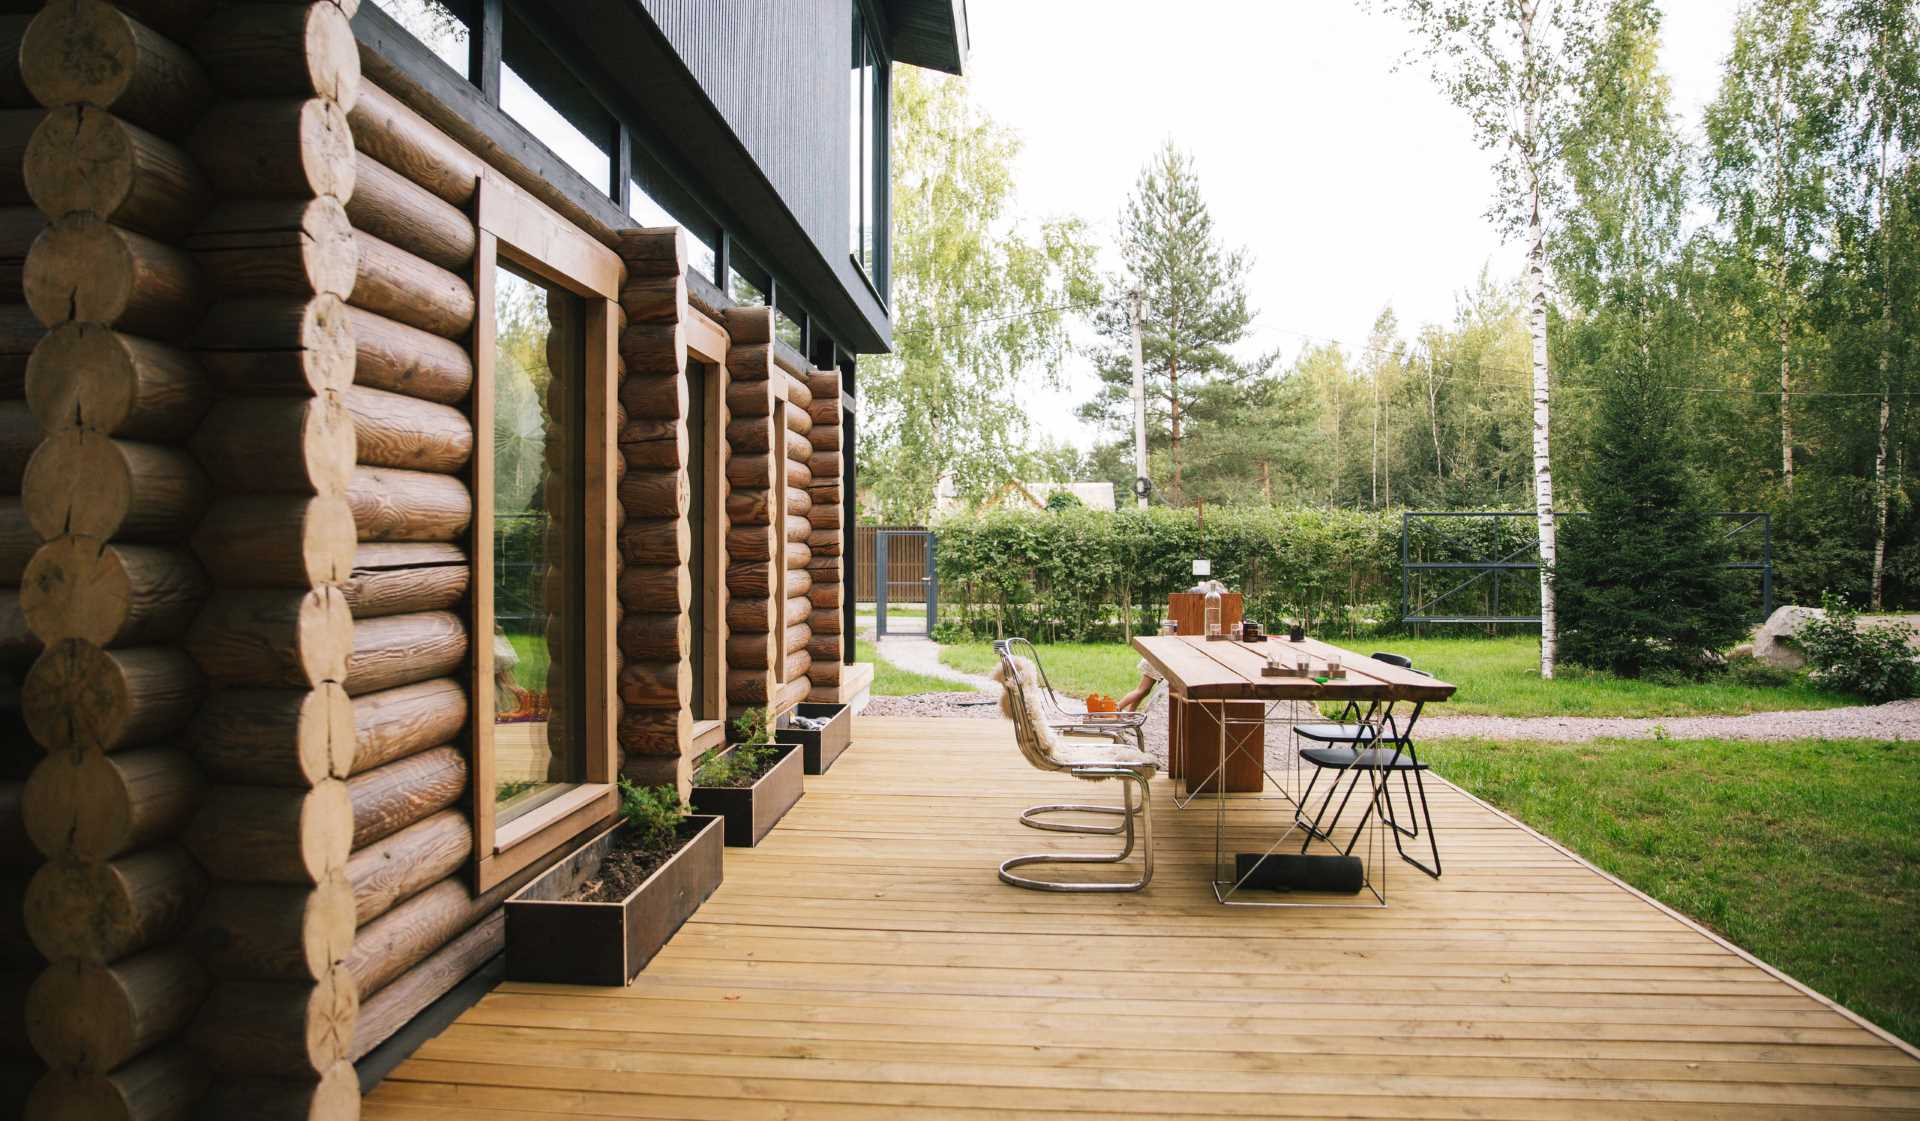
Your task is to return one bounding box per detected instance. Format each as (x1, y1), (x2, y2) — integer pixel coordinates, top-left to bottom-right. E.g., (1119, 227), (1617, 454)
(992, 642), (1156, 891)
(1001, 636), (1150, 755)
(1293, 652), (1441, 878)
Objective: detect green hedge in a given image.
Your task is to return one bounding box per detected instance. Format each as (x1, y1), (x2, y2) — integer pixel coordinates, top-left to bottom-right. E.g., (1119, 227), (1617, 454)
(933, 507), (1415, 642)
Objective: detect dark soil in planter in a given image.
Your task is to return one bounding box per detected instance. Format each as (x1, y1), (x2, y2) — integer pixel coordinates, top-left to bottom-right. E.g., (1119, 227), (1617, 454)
(694, 744), (782, 788)
(569, 832), (688, 903)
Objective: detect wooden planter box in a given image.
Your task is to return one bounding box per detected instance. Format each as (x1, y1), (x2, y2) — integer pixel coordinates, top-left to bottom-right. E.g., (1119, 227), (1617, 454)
(775, 702), (852, 775)
(690, 742), (804, 847)
(503, 814), (724, 986)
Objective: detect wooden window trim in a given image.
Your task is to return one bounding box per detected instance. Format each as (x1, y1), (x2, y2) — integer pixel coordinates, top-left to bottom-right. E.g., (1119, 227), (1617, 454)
(472, 172), (625, 893)
(688, 309), (729, 723)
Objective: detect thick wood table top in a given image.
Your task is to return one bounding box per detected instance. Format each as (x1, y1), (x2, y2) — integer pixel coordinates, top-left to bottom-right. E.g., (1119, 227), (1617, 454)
(1132, 634), (1457, 703)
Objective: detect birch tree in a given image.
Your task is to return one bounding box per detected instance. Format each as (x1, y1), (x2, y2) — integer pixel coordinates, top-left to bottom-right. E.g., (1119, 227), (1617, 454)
(1704, 0), (1834, 496)
(1380, 0), (1598, 677)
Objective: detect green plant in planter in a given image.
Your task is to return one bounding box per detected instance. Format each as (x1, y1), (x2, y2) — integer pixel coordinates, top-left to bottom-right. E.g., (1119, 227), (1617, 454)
(615, 778), (685, 852)
(694, 706), (780, 788)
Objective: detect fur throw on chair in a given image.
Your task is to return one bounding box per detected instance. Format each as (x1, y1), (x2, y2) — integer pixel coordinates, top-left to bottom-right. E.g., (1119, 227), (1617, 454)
(993, 655), (1156, 775)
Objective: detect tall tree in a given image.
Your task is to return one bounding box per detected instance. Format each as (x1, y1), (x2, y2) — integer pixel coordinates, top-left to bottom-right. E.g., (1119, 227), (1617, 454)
(1080, 142), (1265, 506)
(1832, 0), (1919, 608)
(1703, 0), (1835, 496)
(1381, 0), (1600, 678)
(859, 68), (1097, 524)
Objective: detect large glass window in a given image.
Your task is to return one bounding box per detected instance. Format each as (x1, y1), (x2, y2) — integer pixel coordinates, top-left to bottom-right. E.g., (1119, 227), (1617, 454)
(850, 7), (887, 289)
(502, 9), (616, 194)
(369, 0), (472, 77)
(490, 266), (587, 825)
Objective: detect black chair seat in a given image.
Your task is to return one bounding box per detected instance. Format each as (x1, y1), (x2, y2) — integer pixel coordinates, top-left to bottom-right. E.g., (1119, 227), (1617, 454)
(1300, 746), (1428, 771)
(1294, 722), (1377, 744)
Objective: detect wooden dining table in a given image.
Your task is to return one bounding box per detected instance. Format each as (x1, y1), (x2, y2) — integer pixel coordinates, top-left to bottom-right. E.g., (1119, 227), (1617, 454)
(1131, 633), (1457, 905)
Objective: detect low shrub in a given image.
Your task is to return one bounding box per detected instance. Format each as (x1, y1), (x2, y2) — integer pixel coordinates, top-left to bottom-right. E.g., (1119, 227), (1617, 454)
(615, 778), (685, 852)
(1725, 656), (1796, 689)
(1795, 596), (1920, 702)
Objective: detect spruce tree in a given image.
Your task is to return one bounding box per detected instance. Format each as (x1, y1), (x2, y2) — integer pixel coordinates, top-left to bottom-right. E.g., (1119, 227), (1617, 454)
(1557, 340), (1750, 677)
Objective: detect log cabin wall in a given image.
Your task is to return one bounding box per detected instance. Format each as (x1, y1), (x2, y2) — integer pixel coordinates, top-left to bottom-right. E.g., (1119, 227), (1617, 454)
(777, 352), (817, 711)
(721, 306), (782, 719)
(0, 10), (44, 1115)
(805, 369), (845, 690)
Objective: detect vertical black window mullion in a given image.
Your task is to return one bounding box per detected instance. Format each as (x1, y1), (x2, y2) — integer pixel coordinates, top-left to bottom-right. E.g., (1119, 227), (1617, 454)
(475, 0), (503, 104)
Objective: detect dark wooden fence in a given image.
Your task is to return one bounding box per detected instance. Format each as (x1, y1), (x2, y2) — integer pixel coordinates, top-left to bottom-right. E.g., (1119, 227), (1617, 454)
(854, 525), (929, 603)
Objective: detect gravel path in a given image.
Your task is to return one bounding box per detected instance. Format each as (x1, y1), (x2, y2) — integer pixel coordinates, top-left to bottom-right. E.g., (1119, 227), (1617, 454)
(862, 686), (1920, 745)
(869, 637), (1000, 691)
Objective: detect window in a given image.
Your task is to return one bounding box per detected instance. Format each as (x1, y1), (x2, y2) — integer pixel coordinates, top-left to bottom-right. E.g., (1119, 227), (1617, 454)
(369, 0), (472, 77)
(729, 249), (770, 307)
(502, 8), (616, 194)
(687, 362), (711, 719)
(775, 308), (804, 352)
(472, 176), (623, 891)
(850, 6), (887, 292)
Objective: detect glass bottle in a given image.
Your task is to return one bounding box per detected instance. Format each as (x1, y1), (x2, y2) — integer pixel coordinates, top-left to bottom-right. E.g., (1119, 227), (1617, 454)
(1204, 586), (1222, 638)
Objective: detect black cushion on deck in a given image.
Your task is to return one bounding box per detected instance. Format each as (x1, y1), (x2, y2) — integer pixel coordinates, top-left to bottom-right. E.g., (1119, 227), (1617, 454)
(1300, 746), (1427, 770)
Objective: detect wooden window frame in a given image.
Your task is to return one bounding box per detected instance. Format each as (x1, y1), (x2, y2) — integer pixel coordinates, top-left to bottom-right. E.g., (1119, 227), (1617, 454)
(687, 310), (730, 735)
(471, 170), (624, 893)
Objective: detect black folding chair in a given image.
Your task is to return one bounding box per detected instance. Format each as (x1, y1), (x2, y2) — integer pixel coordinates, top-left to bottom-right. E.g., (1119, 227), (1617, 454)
(1293, 653), (1441, 878)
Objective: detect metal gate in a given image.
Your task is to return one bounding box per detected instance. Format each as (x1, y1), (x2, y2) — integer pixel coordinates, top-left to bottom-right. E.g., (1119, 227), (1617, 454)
(873, 528), (937, 637)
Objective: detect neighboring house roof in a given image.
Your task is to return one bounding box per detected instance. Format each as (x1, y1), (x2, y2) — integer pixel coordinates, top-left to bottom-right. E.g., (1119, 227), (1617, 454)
(934, 476), (1116, 516)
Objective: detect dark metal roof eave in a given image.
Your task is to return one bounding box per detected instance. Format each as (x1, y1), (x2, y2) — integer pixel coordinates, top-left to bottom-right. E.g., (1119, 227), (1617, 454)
(887, 0), (969, 75)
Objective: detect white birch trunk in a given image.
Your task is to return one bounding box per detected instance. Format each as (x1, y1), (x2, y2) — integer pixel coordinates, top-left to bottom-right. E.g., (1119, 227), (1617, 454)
(1871, 130), (1892, 611)
(1521, 0), (1556, 679)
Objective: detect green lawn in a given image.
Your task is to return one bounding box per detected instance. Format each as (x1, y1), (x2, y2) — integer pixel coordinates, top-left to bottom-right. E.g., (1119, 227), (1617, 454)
(860, 651), (966, 696)
(502, 631), (549, 694)
(1423, 737), (1920, 1046)
(942, 635), (1856, 717)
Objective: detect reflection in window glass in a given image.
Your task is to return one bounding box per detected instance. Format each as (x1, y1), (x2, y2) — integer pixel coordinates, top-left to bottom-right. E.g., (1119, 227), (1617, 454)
(861, 43), (876, 275)
(848, 12), (864, 263)
(730, 266), (766, 307)
(627, 179), (717, 283)
(369, 0), (470, 77)
(492, 267), (586, 824)
(775, 310), (803, 351)
(503, 63), (610, 192)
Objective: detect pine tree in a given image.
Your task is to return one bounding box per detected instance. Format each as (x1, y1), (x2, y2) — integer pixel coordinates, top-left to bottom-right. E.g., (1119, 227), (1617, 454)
(1080, 142), (1266, 507)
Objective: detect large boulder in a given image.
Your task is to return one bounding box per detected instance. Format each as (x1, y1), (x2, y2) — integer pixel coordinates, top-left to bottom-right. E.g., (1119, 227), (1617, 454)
(1751, 605), (1825, 670)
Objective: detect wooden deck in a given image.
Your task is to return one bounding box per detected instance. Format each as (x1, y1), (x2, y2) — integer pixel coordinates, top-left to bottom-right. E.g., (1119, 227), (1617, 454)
(364, 716), (1920, 1120)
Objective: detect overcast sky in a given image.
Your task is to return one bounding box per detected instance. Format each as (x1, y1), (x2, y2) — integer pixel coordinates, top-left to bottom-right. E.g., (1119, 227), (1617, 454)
(958, 0), (1745, 451)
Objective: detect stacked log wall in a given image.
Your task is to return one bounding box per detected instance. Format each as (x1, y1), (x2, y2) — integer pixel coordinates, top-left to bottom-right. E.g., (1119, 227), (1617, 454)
(805, 368), (845, 690)
(774, 352), (814, 712)
(720, 309), (778, 719)
(0, 8), (45, 1114)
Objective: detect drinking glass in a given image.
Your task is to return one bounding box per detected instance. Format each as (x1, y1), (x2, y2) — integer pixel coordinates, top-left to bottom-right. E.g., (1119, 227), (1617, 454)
(1327, 653), (1343, 679)
(1294, 656), (1311, 678)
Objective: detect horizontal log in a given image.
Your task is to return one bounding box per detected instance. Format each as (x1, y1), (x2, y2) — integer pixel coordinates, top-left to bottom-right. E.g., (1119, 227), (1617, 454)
(192, 294), (356, 395)
(807, 398), (841, 427)
(810, 503), (843, 531)
(0, 498), (32, 585)
(345, 610), (467, 696)
(615, 227), (684, 280)
(721, 454), (767, 489)
(348, 151), (474, 272)
(348, 304), (472, 405)
(725, 669), (768, 704)
(717, 304), (770, 345)
(25, 845), (204, 964)
(809, 424), (842, 452)
(786, 486), (813, 518)
(187, 587), (353, 690)
(617, 611), (688, 663)
(345, 744), (464, 850)
(351, 904), (500, 1062)
(352, 677), (465, 775)
(190, 395), (355, 497)
(186, 780), (352, 885)
(725, 342), (771, 381)
(724, 417), (771, 454)
(617, 564), (689, 614)
(724, 598), (768, 634)
(26, 323), (207, 442)
(349, 228), (474, 339)
(725, 524), (770, 559)
(189, 97), (355, 200)
(347, 80), (480, 207)
(810, 657), (842, 686)
(341, 543), (467, 619)
(619, 273), (684, 324)
(190, 874), (354, 984)
(724, 378), (771, 418)
(27, 948), (208, 1074)
(808, 450), (843, 479)
(23, 744), (199, 862)
(188, 194), (357, 300)
(22, 433), (208, 541)
(22, 537), (209, 648)
(343, 383), (471, 474)
(192, 0), (360, 107)
(23, 640), (201, 755)
(345, 848), (545, 997)
(618, 517), (688, 567)
(619, 321), (683, 377)
(21, 0), (209, 136)
(809, 608), (842, 636)
(787, 516), (813, 544)
(617, 470), (686, 520)
(784, 370), (813, 410)
(191, 495), (357, 589)
(781, 649), (811, 683)
(724, 631), (768, 671)
(810, 581), (844, 610)
(785, 402), (813, 436)
(724, 487), (770, 527)
(616, 705), (688, 759)
(806, 369), (841, 400)
(189, 969), (357, 1079)
(22, 1044), (209, 1121)
(189, 683), (353, 789)
(618, 417), (684, 472)
(618, 658), (690, 709)
(786, 542), (813, 571)
(346, 808), (467, 926)
(347, 465), (472, 542)
(24, 214), (200, 340)
(726, 562), (772, 600)
(806, 634), (843, 664)
(807, 528), (842, 555)
(809, 479), (844, 505)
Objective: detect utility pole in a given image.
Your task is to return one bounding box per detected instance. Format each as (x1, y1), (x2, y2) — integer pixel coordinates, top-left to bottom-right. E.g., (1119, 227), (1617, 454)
(1129, 289), (1147, 508)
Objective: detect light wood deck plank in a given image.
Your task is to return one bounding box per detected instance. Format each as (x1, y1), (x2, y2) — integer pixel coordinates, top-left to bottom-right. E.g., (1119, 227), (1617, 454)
(363, 716), (1920, 1120)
